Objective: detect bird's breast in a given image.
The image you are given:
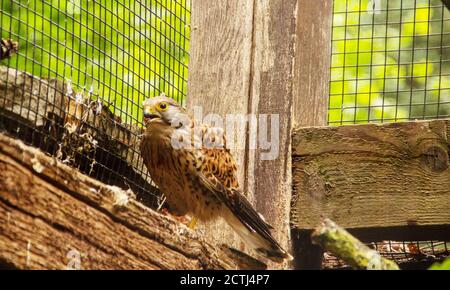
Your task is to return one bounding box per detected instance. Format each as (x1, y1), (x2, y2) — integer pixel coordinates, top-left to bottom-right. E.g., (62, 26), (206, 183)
(141, 130), (222, 220)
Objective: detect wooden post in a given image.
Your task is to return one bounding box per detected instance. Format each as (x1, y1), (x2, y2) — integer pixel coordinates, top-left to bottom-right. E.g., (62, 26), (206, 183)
(244, 0), (299, 269)
(291, 0), (333, 269)
(293, 0), (332, 127)
(187, 0), (255, 256)
(187, 0), (333, 269)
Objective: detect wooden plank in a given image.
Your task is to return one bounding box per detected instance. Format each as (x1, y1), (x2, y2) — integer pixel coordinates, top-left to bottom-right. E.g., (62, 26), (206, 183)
(245, 0), (299, 269)
(187, 0), (255, 255)
(290, 0), (333, 269)
(188, 0), (254, 186)
(291, 120), (450, 236)
(292, 0), (332, 126)
(0, 133), (266, 269)
(188, 0), (333, 269)
(188, 0), (306, 269)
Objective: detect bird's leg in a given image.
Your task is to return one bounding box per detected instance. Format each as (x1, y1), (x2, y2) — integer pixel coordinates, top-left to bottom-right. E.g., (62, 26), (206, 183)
(160, 208), (190, 224)
(160, 208), (170, 215)
(188, 216), (198, 230)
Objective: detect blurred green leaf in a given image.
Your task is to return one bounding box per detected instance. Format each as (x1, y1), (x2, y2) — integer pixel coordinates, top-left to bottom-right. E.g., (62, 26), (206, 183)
(1, 0), (190, 125)
(330, 0), (450, 125)
(429, 257), (450, 270)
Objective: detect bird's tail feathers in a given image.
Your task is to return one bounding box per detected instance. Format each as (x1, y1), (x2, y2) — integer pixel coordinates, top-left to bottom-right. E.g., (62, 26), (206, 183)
(224, 210), (293, 263)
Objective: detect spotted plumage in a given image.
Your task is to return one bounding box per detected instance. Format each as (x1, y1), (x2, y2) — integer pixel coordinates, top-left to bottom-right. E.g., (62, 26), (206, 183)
(140, 95), (292, 262)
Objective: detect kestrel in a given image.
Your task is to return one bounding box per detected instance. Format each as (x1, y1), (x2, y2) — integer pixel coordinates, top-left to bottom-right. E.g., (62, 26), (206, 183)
(140, 95), (292, 262)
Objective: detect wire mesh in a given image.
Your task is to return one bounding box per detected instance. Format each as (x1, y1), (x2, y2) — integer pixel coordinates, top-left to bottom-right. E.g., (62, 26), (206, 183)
(1, 0), (449, 269)
(323, 240), (450, 269)
(327, 0), (450, 268)
(329, 0), (450, 125)
(0, 0), (190, 208)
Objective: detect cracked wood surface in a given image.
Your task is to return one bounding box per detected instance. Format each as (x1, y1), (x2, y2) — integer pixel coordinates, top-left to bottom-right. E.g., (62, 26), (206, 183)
(291, 119), (450, 240)
(0, 133), (266, 269)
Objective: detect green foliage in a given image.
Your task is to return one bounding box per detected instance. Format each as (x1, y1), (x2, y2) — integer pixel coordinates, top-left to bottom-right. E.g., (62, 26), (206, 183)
(1, 0), (190, 124)
(330, 0), (450, 124)
(429, 257), (450, 270)
(2, 0), (449, 126)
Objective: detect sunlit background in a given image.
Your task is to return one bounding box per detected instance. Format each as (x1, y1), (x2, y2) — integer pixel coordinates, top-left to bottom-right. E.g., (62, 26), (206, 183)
(330, 0), (450, 124)
(1, 0), (449, 270)
(1, 0), (449, 126)
(0, 0), (190, 124)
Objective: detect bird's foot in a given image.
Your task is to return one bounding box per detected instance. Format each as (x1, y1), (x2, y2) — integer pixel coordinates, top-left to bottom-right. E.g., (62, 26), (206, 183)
(160, 208), (191, 225)
(160, 208), (170, 216)
(188, 216), (198, 230)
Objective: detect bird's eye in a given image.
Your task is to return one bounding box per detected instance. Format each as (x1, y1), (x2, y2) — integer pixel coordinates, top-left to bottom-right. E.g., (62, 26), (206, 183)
(158, 102), (168, 111)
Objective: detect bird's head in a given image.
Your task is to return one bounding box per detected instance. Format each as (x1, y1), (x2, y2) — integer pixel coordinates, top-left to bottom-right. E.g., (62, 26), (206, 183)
(142, 94), (186, 127)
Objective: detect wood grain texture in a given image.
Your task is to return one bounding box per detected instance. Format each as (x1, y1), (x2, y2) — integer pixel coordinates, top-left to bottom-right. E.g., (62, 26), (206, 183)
(188, 0), (254, 184)
(0, 133), (266, 269)
(291, 0), (333, 269)
(246, 0), (298, 269)
(293, 0), (332, 127)
(187, 0), (305, 269)
(291, 120), (450, 233)
(187, 0), (254, 256)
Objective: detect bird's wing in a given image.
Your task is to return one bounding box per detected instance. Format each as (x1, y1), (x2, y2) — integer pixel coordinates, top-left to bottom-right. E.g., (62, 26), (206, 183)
(197, 124), (278, 244)
(197, 170), (279, 247)
(199, 124), (241, 192)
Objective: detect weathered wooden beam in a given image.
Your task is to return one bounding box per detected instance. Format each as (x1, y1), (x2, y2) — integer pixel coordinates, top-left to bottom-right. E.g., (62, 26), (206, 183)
(245, 0), (299, 270)
(291, 119), (450, 241)
(189, 0), (326, 270)
(293, 0), (332, 127)
(0, 133), (266, 270)
(291, 0), (333, 269)
(187, 0), (254, 255)
(0, 66), (159, 208)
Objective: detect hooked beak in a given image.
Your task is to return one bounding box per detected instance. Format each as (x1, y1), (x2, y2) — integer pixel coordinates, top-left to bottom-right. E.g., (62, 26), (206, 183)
(143, 105), (160, 121)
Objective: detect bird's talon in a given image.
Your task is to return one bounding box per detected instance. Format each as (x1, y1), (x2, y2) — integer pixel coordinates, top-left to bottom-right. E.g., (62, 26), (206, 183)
(188, 216), (198, 230)
(160, 208), (189, 224)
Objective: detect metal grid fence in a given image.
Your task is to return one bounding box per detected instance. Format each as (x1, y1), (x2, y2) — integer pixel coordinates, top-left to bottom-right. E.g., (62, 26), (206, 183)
(327, 0), (450, 268)
(329, 0), (450, 125)
(0, 0), (190, 208)
(1, 0), (449, 269)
